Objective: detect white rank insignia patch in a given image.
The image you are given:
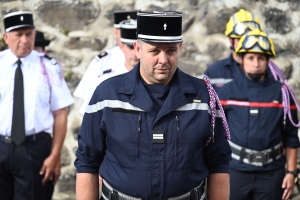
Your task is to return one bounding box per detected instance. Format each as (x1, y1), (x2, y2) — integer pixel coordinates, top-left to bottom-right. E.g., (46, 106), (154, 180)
(164, 23), (167, 30)
(127, 15), (131, 20)
(20, 16), (24, 21)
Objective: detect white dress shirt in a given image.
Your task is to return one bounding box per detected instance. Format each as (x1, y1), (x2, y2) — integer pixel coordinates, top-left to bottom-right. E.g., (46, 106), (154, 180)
(0, 49), (74, 136)
(73, 46), (128, 115)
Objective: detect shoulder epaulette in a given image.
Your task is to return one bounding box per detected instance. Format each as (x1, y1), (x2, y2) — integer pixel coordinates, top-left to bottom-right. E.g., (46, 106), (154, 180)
(98, 51), (108, 59)
(43, 54), (52, 60)
(43, 54), (57, 65)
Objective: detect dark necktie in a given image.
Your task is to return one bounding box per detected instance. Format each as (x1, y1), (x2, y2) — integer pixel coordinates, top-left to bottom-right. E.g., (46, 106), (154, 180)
(11, 60), (26, 145)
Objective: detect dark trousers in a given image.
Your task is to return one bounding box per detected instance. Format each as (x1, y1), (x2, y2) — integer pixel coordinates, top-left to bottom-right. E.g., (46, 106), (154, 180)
(230, 168), (285, 200)
(0, 132), (54, 200)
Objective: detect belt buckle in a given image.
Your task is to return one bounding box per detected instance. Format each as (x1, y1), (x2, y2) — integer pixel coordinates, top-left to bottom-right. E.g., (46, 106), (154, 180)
(253, 152), (269, 164)
(4, 137), (12, 144)
(110, 190), (118, 200)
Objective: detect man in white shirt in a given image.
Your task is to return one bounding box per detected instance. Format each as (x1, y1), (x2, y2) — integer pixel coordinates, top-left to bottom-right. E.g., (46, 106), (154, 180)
(74, 15), (139, 115)
(74, 10), (138, 114)
(0, 10), (74, 200)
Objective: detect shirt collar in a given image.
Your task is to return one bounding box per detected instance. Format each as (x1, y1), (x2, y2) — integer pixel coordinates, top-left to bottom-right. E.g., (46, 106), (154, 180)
(6, 49), (36, 67)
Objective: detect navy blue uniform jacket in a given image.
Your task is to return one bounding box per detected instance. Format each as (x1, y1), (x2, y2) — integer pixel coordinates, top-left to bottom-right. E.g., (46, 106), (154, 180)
(219, 73), (300, 172)
(75, 64), (231, 199)
(204, 54), (243, 94)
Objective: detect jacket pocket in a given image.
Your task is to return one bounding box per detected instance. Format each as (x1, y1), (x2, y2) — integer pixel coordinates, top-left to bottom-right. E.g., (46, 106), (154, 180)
(171, 113), (206, 170)
(106, 110), (141, 169)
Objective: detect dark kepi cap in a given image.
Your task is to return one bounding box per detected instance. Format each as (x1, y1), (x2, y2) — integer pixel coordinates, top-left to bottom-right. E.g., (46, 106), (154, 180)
(120, 19), (137, 45)
(114, 10), (138, 28)
(35, 31), (51, 47)
(4, 10), (35, 32)
(137, 11), (183, 43)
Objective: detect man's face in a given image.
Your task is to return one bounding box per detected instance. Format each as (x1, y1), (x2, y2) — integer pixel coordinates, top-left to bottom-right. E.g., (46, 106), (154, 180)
(3, 28), (35, 58)
(134, 40), (182, 85)
(121, 43), (139, 70)
(242, 53), (268, 74)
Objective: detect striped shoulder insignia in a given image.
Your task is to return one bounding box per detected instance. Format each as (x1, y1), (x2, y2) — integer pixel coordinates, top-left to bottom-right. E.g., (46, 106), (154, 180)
(103, 69), (112, 74)
(98, 51), (108, 59)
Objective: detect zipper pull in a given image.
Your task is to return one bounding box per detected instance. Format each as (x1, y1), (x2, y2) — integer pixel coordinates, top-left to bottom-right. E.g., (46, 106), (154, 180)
(175, 116), (179, 131)
(138, 116), (141, 132)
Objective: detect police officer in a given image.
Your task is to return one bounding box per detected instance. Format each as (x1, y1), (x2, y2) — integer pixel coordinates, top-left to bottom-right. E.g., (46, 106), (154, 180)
(218, 29), (300, 200)
(74, 10), (138, 114)
(78, 19), (139, 115)
(34, 30), (51, 52)
(75, 10), (231, 200)
(204, 9), (261, 93)
(0, 10), (74, 200)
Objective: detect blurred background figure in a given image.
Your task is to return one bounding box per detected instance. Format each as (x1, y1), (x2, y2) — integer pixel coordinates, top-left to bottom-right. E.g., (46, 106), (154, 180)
(204, 9), (261, 93)
(78, 19), (139, 115)
(0, 10), (74, 200)
(73, 10), (138, 115)
(219, 29), (300, 200)
(34, 30), (51, 52)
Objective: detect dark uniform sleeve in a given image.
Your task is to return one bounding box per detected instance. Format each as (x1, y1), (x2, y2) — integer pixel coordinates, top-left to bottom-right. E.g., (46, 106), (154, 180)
(203, 85), (232, 174)
(74, 88), (106, 173)
(282, 93), (300, 148)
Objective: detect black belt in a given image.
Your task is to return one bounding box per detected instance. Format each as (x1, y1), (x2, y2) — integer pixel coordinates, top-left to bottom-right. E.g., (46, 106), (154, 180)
(102, 179), (205, 200)
(0, 132), (48, 144)
(229, 140), (284, 167)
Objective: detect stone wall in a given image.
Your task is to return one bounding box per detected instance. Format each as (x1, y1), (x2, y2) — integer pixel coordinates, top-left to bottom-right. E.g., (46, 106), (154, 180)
(1, 0), (300, 199)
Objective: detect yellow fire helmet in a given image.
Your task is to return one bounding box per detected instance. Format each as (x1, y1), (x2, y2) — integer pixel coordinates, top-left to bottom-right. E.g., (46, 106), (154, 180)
(225, 9), (261, 39)
(235, 29), (276, 58)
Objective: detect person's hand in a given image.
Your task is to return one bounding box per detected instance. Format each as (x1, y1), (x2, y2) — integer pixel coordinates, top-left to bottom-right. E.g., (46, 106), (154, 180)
(39, 155), (59, 185)
(282, 173), (295, 200)
(52, 158), (61, 185)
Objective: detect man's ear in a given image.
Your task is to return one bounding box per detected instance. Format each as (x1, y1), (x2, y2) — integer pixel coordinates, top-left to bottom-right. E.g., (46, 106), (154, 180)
(3, 33), (9, 44)
(133, 41), (141, 59)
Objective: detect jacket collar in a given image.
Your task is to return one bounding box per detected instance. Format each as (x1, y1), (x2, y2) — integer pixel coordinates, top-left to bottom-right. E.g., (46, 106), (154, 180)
(225, 54), (240, 69)
(118, 63), (196, 117)
(239, 69), (274, 88)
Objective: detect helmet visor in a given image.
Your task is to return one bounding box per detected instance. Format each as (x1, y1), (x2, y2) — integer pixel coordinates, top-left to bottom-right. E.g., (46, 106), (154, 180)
(232, 21), (260, 36)
(242, 35), (271, 52)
